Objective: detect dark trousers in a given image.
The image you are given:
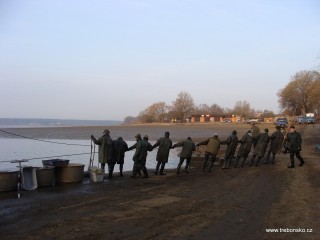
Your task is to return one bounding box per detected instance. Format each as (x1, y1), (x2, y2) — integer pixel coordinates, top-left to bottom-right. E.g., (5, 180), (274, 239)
(177, 157), (191, 173)
(155, 162), (166, 174)
(289, 151), (304, 167)
(203, 154), (216, 172)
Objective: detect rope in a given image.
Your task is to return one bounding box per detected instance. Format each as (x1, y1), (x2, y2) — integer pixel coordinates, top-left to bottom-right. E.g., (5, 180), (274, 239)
(0, 129), (90, 146)
(0, 152), (93, 163)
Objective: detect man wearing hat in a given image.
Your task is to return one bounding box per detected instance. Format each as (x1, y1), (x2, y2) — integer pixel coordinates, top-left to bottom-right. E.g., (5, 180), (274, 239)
(264, 125), (284, 164)
(286, 125), (305, 168)
(173, 136), (196, 174)
(91, 129), (114, 178)
(152, 131), (173, 175)
(131, 134), (148, 178)
(196, 134), (220, 173)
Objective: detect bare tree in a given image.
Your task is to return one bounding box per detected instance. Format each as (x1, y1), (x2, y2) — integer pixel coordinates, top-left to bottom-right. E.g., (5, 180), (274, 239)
(137, 102), (169, 123)
(172, 91), (195, 121)
(232, 100), (252, 118)
(278, 70), (317, 115)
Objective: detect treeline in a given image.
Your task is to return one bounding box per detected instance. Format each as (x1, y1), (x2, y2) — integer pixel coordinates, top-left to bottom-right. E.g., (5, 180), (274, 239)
(123, 69), (320, 124)
(123, 92), (275, 124)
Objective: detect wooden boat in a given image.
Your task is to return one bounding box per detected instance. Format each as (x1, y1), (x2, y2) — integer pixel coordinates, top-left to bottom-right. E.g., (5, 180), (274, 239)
(0, 169), (19, 191)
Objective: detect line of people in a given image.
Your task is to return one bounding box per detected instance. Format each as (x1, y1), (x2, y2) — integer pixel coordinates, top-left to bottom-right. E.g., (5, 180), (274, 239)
(91, 124), (305, 179)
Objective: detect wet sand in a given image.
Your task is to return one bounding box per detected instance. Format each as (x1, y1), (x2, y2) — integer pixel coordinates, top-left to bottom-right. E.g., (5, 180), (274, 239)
(0, 123), (319, 240)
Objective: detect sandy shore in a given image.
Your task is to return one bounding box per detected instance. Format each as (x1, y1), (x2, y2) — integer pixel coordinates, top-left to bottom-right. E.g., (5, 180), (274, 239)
(0, 123), (319, 240)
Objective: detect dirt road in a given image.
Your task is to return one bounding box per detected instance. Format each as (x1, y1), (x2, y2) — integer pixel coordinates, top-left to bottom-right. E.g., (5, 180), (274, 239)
(0, 124), (319, 240)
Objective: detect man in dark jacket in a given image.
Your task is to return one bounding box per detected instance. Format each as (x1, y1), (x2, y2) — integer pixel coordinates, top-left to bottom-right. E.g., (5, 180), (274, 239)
(127, 135), (153, 177)
(196, 134), (220, 172)
(264, 126), (284, 164)
(250, 128), (270, 166)
(131, 134), (148, 178)
(235, 130), (253, 167)
(173, 137), (196, 174)
(113, 137), (128, 176)
(91, 129), (114, 178)
(286, 125), (305, 168)
(221, 130), (239, 169)
(152, 132), (173, 175)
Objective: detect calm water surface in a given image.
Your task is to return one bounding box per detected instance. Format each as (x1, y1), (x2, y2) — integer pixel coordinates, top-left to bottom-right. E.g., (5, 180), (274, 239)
(0, 139), (181, 172)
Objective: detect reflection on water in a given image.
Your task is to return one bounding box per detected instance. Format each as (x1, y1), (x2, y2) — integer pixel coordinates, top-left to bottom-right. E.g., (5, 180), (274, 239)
(0, 139), (181, 172)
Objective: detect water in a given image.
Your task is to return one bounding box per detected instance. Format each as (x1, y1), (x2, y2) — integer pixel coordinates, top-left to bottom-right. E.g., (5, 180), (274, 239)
(0, 139), (181, 172)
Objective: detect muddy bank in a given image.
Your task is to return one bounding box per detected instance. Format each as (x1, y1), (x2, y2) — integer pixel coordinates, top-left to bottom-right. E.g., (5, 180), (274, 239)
(0, 124), (319, 240)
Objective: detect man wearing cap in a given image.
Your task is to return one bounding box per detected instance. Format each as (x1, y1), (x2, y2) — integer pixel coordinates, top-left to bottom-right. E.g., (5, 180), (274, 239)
(91, 129), (114, 178)
(196, 134), (220, 173)
(264, 125), (284, 164)
(234, 130), (253, 167)
(131, 134), (148, 178)
(286, 125), (305, 168)
(127, 135), (153, 177)
(173, 137), (196, 174)
(152, 131), (173, 175)
(221, 130), (239, 169)
(249, 128), (270, 166)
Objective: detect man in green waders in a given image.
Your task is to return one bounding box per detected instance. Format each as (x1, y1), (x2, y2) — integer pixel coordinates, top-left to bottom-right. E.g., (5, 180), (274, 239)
(91, 129), (114, 179)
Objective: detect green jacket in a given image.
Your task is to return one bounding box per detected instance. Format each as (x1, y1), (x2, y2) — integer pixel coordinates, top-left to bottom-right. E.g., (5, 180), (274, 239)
(92, 134), (114, 164)
(287, 131), (302, 152)
(254, 132), (270, 156)
(153, 136), (173, 163)
(198, 137), (220, 155)
(173, 139), (196, 158)
(133, 139), (148, 163)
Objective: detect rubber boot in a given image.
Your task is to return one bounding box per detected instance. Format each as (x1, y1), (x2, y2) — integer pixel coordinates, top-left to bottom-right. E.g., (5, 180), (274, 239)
(288, 159), (295, 168)
(159, 162), (166, 175)
(119, 164), (123, 176)
(108, 165), (114, 179)
(227, 158), (232, 169)
(241, 158), (246, 167)
(203, 155), (209, 172)
(234, 156), (240, 168)
(249, 155), (256, 167)
(176, 163), (182, 174)
(154, 162), (160, 175)
(142, 167), (149, 178)
(208, 158), (215, 172)
(255, 156), (261, 166)
(271, 153), (276, 164)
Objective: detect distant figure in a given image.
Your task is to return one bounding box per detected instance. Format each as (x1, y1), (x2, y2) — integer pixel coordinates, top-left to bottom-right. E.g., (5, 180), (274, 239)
(113, 137), (128, 176)
(91, 129), (114, 178)
(131, 134), (148, 178)
(250, 128), (270, 166)
(286, 125), (305, 168)
(221, 130), (239, 169)
(251, 123), (260, 148)
(173, 137), (196, 174)
(235, 130), (253, 167)
(152, 132), (173, 175)
(264, 126), (284, 164)
(196, 134), (221, 173)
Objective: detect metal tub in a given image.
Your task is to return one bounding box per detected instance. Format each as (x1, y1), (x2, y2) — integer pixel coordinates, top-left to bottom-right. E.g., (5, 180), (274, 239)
(22, 166), (38, 190)
(0, 169), (19, 192)
(55, 163), (84, 183)
(36, 166), (55, 187)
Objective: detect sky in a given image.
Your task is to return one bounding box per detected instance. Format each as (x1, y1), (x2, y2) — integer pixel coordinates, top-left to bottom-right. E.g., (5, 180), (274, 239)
(0, 0), (319, 121)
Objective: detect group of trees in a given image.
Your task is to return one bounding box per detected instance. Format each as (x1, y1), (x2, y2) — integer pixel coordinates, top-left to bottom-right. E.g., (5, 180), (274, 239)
(123, 92), (274, 124)
(123, 69), (320, 124)
(278, 70), (320, 115)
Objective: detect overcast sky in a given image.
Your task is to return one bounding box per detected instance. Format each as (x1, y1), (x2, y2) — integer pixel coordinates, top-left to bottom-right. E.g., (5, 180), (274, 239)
(0, 0), (319, 121)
